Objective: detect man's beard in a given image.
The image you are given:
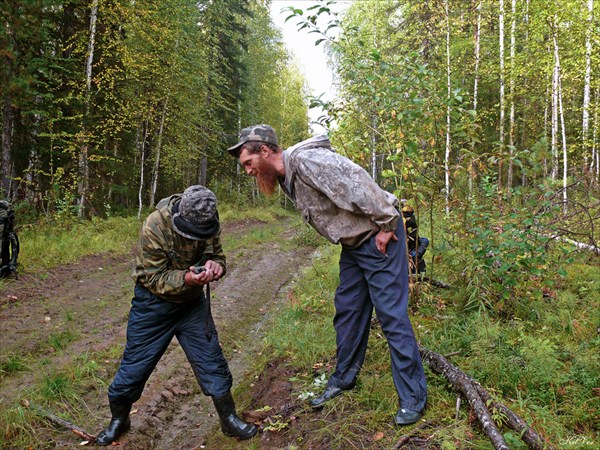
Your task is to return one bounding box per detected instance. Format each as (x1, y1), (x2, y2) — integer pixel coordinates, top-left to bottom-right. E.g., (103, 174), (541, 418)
(256, 158), (279, 196)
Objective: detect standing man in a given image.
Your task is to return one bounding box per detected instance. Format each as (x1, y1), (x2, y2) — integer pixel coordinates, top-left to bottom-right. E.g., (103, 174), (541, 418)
(96, 185), (257, 445)
(227, 125), (427, 426)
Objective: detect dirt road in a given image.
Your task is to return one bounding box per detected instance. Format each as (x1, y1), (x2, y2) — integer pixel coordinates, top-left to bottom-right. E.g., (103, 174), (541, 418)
(1, 218), (316, 449)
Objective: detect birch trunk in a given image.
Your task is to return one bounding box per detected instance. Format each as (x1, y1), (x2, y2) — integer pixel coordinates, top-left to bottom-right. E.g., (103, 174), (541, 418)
(507, 0), (517, 198)
(551, 42), (559, 180)
(371, 114), (377, 181)
(498, 0), (506, 194)
(552, 17), (568, 212)
(149, 97), (169, 207)
(469, 0), (482, 202)
(1, 95), (13, 199)
(78, 0), (98, 218)
(137, 120), (149, 220)
(592, 89), (599, 185)
(444, 0), (452, 216)
(521, 0), (530, 187)
(582, 0), (594, 180)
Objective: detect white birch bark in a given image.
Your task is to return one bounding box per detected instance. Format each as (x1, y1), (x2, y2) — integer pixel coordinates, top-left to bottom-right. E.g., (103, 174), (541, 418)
(469, 0), (482, 202)
(444, 0), (452, 216)
(507, 0), (517, 197)
(149, 97), (169, 207)
(593, 89), (599, 184)
(551, 43), (559, 180)
(582, 0), (594, 176)
(499, 0), (506, 193)
(78, 0), (98, 217)
(552, 19), (568, 212)
(137, 120), (149, 220)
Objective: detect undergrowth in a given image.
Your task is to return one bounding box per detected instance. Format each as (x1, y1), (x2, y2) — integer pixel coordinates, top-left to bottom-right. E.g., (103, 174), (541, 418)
(261, 211), (599, 449)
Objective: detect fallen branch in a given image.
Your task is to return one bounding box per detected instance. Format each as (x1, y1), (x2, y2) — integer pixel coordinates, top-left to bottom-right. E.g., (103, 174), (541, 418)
(22, 400), (96, 442)
(418, 346), (554, 450)
(393, 419), (434, 449)
(465, 375), (553, 450)
(545, 234), (599, 255)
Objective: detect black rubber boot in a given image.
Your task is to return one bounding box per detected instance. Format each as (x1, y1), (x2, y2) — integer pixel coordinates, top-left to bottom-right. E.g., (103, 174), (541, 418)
(212, 392), (258, 440)
(96, 401), (132, 446)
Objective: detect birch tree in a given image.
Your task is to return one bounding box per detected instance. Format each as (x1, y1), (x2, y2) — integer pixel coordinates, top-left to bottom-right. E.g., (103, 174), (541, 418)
(498, 0), (506, 195)
(469, 0), (482, 202)
(550, 14), (568, 211)
(507, 0), (517, 198)
(77, 0), (98, 217)
(444, 0), (452, 215)
(582, 0), (594, 180)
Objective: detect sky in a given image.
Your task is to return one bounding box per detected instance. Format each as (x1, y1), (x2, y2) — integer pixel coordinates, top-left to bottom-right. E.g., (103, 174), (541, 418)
(269, 1), (349, 133)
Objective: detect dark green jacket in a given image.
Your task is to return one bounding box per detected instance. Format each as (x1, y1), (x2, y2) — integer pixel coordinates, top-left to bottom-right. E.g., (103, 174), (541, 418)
(132, 194), (226, 303)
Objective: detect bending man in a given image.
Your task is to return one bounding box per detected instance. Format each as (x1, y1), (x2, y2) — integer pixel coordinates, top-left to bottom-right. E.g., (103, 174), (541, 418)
(227, 125), (427, 425)
(97, 185), (257, 445)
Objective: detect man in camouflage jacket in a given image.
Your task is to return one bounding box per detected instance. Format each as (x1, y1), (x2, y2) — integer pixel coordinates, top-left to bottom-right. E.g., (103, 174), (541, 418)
(96, 186), (257, 445)
(227, 125), (427, 426)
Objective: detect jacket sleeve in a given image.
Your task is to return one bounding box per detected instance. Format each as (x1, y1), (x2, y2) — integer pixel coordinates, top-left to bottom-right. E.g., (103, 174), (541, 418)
(296, 151), (399, 231)
(139, 223), (192, 297)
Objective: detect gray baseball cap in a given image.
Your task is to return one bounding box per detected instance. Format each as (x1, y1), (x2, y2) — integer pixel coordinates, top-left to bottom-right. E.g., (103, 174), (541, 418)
(227, 124), (279, 157)
(172, 185), (219, 240)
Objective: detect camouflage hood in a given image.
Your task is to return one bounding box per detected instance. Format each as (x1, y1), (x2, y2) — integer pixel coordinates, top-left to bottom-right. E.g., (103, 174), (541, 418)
(286, 134), (333, 153)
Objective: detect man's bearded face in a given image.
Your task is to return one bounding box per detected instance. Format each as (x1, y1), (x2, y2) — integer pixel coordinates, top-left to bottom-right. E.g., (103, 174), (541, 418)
(256, 155), (278, 196)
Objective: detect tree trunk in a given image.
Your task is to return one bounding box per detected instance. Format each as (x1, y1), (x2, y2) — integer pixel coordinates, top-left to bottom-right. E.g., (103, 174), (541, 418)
(551, 41), (559, 180)
(199, 155), (207, 186)
(582, 0), (594, 181)
(551, 16), (568, 213)
(149, 97), (169, 207)
(444, 0), (451, 216)
(77, 0), (98, 218)
(507, 0), (517, 198)
(469, 0), (482, 202)
(137, 119), (149, 220)
(498, 0), (506, 195)
(1, 95), (14, 199)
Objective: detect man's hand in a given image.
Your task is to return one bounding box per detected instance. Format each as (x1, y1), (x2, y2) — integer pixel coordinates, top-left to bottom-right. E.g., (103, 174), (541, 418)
(184, 260), (224, 286)
(375, 230), (398, 256)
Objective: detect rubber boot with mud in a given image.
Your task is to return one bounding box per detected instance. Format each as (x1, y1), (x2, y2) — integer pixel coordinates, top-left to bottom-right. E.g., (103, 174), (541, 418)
(96, 401), (132, 446)
(212, 392), (258, 439)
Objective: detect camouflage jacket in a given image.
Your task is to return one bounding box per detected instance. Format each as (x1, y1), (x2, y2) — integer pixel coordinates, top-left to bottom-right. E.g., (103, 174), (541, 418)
(280, 135), (399, 249)
(132, 194), (226, 303)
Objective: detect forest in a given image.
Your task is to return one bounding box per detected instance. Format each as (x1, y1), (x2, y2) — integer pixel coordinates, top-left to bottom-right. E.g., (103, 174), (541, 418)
(1, 0), (599, 449)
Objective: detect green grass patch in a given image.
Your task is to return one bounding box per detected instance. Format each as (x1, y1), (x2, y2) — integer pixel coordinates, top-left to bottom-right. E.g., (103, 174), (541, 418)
(0, 354), (27, 376)
(18, 215), (140, 272)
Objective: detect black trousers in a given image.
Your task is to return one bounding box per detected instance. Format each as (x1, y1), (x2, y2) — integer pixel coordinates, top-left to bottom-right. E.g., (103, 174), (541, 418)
(108, 284), (232, 404)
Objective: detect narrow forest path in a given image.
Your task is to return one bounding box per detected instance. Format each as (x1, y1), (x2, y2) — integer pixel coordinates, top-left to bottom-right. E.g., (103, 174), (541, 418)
(0, 217), (316, 449)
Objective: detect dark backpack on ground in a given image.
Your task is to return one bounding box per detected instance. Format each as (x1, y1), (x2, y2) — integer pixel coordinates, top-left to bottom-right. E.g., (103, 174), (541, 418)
(0, 200), (19, 278)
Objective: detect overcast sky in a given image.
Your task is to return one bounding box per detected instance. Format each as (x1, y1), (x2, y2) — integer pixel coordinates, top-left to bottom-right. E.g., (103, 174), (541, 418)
(269, 1), (349, 133)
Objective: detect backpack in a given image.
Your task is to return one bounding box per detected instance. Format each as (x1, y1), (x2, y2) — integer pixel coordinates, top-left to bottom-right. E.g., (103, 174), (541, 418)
(0, 200), (19, 278)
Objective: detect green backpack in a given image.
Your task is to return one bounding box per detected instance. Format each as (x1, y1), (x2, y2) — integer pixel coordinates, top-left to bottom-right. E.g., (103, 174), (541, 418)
(0, 200), (19, 278)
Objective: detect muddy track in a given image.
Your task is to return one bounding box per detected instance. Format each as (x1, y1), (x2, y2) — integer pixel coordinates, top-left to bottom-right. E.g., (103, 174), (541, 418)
(0, 218), (316, 449)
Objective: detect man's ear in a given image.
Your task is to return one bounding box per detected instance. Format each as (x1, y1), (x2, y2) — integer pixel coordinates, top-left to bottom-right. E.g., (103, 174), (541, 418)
(260, 144), (271, 157)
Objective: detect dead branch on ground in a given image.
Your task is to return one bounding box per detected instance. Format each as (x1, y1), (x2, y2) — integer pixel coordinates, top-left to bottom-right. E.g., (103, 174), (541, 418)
(22, 399), (96, 443)
(418, 346), (554, 450)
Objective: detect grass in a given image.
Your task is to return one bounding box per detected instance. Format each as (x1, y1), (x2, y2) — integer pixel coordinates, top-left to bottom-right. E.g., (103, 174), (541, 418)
(18, 215), (141, 272)
(0, 203), (303, 449)
(259, 231), (599, 449)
